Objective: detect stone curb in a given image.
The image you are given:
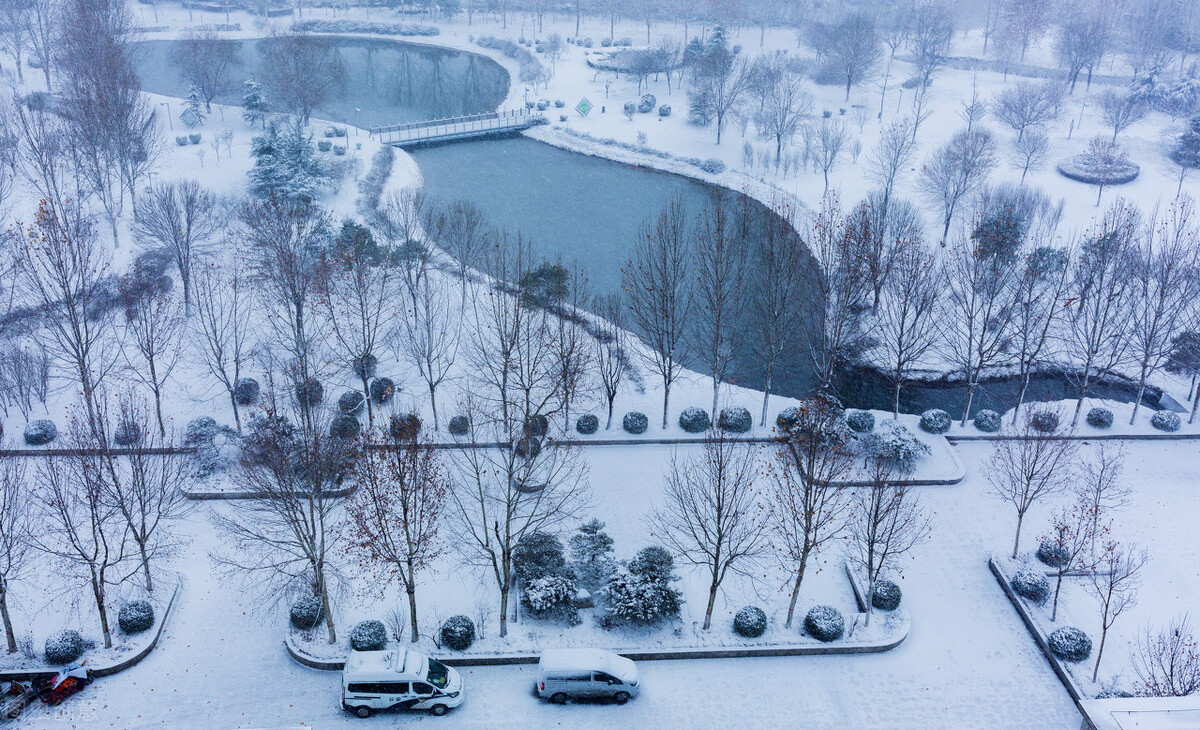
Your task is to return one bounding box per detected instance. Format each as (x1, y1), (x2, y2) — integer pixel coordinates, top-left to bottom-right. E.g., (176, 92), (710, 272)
(948, 432), (1200, 443)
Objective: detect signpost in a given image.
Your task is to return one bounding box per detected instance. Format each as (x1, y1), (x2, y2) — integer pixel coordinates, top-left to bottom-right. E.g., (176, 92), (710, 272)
(180, 108), (201, 129)
(575, 98), (593, 117)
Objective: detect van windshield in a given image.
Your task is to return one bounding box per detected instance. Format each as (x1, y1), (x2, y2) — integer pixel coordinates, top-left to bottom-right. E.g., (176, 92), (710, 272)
(427, 659), (450, 689)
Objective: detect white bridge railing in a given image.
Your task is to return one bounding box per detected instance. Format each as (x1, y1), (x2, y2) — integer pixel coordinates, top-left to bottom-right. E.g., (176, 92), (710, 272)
(370, 108), (536, 146)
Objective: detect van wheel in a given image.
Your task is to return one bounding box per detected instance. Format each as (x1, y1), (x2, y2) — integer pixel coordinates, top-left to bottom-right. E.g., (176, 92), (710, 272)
(354, 706), (372, 718)
(614, 691), (631, 705)
(550, 693), (567, 704)
(430, 705), (449, 717)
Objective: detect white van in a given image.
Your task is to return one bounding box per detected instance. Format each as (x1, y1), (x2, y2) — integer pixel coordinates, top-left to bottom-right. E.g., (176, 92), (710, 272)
(341, 649), (464, 718)
(537, 648), (640, 705)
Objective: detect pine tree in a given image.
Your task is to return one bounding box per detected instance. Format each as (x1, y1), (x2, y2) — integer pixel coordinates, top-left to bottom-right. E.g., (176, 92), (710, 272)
(242, 78), (269, 129)
(1170, 116), (1200, 196)
(186, 84), (207, 126)
(569, 519), (615, 588)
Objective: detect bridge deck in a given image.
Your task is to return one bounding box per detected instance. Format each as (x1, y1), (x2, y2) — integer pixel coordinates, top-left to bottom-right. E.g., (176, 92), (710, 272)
(370, 109), (539, 148)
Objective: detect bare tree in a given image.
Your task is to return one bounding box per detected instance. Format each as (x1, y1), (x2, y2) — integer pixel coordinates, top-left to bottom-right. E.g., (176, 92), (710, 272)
(865, 116), (918, 217)
(859, 191), (924, 311)
(442, 199), (490, 307)
(346, 426), (448, 643)
(688, 27), (748, 145)
(133, 180), (226, 315)
(919, 127), (999, 244)
(27, 0), (57, 91)
(750, 200), (808, 425)
(592, 295), (628, 431)
(754, 56), (812, 160)
(192, 259), (253, 431)
(170, 31), (242, 113)
(1009, 245), (1071, 423)
(1090, 539), (1147, 681)
(0, 453), (31, 653)
(0, 1), (28, 84)
(807, 194), (870, 392)
(121, 288), (184, 438)
(826, 13), (881, 101)
(813, 118), (848, 195)
(257, 32), (346, 125)
(625, 200), (691, 429)
(402, 270), (460, 432)
(1056, 12), (1110, 93)
(1041, 487), (1103, 621)
(998, 0), (1050, 61)
(877, 243), (942, 419)
(848, 455), (932, 626)
(991, 81), (1060, 141)
(1012, 130), (1050, 184)
(692, 195), (746, 418)
(987, 409), (1077, 559)
(1100, 91), (1148, 143)
(1133, 615), (1200, 697)
(551, 267), (592, 432)
(770, 397), (853, 627)
(908, 1), (955, 87)
(1126, 198), (1199, 424)
(651, 433), (768, 631)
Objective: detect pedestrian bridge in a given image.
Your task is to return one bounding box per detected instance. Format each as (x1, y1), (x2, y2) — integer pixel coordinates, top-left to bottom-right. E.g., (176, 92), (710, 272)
(370, 108), (540, 148)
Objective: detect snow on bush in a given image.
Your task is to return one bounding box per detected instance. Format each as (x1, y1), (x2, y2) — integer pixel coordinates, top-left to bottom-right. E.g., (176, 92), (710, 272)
(522, 574), (580, 624)
(113, 420), (144, 446)
(369, 377), (395, 405)
(330, 415), (361, 440)
(350, 620), (388, 651)
(1057, 143), (1140, 185)
(973, 410), (1002, 433)
(872, 580), (902, 611)
(601, 572), (680, 625)
(185, 416), (219, 446)
(1029, 410), (1060, 433)
(358, 147), (395, 214)
(576, 414), (599, 435)
(623, 411), (648, 434)
(295, 377), (324, 408)
(524, 414), (550, 439)
(638, 94), (656, 113)
(1048, 627), (1092, 662)
(919, 409), (951, 434)
(439, 615), (476, 651)
(804, 605), (845, 642)
(733, 606), (768, 638)
(389, 413), (421, 440)
(658, 104), (671, 117)
(44, 630), (85, 664)
(1011, 568), (1051, 605)
(776, 407), (802, 433)
(234, 377), (259, 405)
(513, 532), (567, 584)
(570, 519), (616, 589)
(448, 415), (470, 436)
(289, 596), (324, 631)
(23, 419), (57, 445)
(845, 409), (875, 433)
(718, 406), (752, 433)
(678, 407), (711, 433)
(1150, 410), (1181, 432)
(294, 19), (440, 36)
(118, 600), (155, 634)
(514, 434), (542, 458)
(338, 390), (365, 415)
(861, 419), (931, 471)
(699, 158), (726, 174)
(1036, 541), (1071, 568)
(1086, 407), (1114, 429)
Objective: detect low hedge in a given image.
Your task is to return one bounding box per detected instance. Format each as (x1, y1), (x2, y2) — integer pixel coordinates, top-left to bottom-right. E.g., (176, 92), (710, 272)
(350, 620), (388, 651)
(1150, 410), (1181, 432)
(44, 630), (85, 665)
(1048, 626), (1092, 662)
(973, 409), (1002, 433)
(846, 410), (875, 433)
(804, 605), (844, 642)
(623, 411), (648, 434)
(290, 596), (324, 631)
(733, 606), (767, 638)
(440, 615), (476, 651)
(576, 414), (599, 435)
(1011, 568), (1051, 605)
(1086, 407), (1114, 429)
(871, 580), (902, 611)
(919, 409), (951, 434)
(118, 600), (155, 634)
(448, 415), (470, 436)
(678, 407), (711, 433)
(718, 406), (752, 433)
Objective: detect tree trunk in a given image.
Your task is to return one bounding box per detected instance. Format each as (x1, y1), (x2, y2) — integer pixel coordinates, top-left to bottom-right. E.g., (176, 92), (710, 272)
(499, 584), (509, 637)
(606, 398), (615, 430)
(1051, 570), (1065, 621)
(784, 553), (809, 628)
(92, 576), (113, 649)
(760, 367), (774, 427)
(430, 384), (440, 431)
(1012, 512), (1024, 560)
(407, 584), (420, 643)
(1130, 373), (1147, 425)
(0, 586), (16, 653)
(661, 380), (671, 430)
(1092, 623), (1108, 681)
(893, 379), (903, 421)
(1012, 368), (1031, 425)
(361, 374), (373, 428)
(961, 381), (976, 427)
(229, 391), (242, 433)
(1191, 387), (1200, 424)
(703, 580), (718, 630)
(139, 541), (154, 594)
(322, 586), (337, 644)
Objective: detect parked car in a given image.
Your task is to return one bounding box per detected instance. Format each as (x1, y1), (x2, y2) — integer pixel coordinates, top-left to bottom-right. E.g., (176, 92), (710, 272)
(341, 649), (464, 718)
(536, 648), (640, 704)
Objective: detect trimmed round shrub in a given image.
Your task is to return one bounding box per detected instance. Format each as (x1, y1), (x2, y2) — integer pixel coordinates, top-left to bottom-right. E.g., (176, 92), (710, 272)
(448, 415), (470, 436)
(623, 411), (648, 434)
(23, 419), (57, 445)
(369, 377), (395, 405)
(576, 414), (599, 435)
(919, 409), (951, 434)
(185, 416), (219, 446)
(350, 620), (388, 651)
(295, 377), (324, 408)
(1048, 627), (1092, 662)
(1037, 541), (1071, 568)
(290, 596), (324, 630)
(118, 600), (155, 634)
(338, 390), (365, 415)
(1029, 410), (1060, 433)
(234, 377), (259, 405)
(658, 104), (671, 117)
(389, 413), (421, 440)
(846, 410), (875, 433)
(678, 407), (711, 434)
(44, 630), (85, 664)
(733, 606), (767, 638)
(718, 406), (752, 433)
(113, 420), (144, 446)
(776, 407), (802, 433)
(973, 409), (1002, 433)
(871, 580), (902, 611)
(330, 414), (361, 440)
(440, 615), (476, 651)
(804, 605), (845, 642)
(1086, 407), (1114, 429)
(1150, 410), (1181, 432)
(353, 353), (378, 381)
(524, 414), (550, 439)
(514, 434), (542, 459)
(1011, 568), (1051, 605)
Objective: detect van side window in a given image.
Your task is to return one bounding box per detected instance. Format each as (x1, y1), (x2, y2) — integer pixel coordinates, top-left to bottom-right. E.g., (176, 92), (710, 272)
(563, 673), (590, 682)
(594, 672), (619, 684)
(379, 682), (409, 694)
(347, 683), (379, 694)
(412, 682), (434, 695)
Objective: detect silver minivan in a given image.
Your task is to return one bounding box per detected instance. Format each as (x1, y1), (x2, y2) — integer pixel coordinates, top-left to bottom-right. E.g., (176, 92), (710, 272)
(537, 648), (640, 704)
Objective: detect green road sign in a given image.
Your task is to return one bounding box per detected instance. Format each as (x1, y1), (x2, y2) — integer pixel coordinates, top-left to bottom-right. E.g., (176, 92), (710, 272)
(575, 98), (593, 117)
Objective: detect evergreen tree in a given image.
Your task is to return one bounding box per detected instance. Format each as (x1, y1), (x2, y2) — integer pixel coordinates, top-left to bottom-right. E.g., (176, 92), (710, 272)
(248, 122), (330, 203)
(569, 519), (616, 588)
(187, 84), (207, 126)
(242, 78), (269, 129)
(1170, 116), (1200, 195)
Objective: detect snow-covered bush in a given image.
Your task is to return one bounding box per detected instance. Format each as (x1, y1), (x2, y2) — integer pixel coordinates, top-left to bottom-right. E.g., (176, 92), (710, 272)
(317, 139), (333, 152)
(846, 410), (875, 433)
(570, 519), (616, 589)
(860, 419), (931, 472)
(629, 545), (675, 583)
(973, 410), (1002, 433)
(871, 580), (902, 611)
(353, 354), (379, 381)
(389, 413), (421, 441)
(514, 434), (541, 458)
(601, 572), (681, 625)
(1029, 410), (1060, 433)
(439, 615), (475, 651)
(293, 19), (440, 37)
(804, 605), (845, 642)
(919, 408), (951, 434)
(234, 377), (259, 405)
(448, 415), (470, 436)
(44, 630), (85, 664)
(576, 414), (599, 435)
(1048, 627), (1092, 662)
(330, 415), (361, 440)
(524, 414), (550, 439)
(295, 377), (323, 408)
(358, 147), (395, 214)
(185, 416), (219, 446)
(699, 158), (726, 174)
(1086, 407), (1114, 429)
(113, 420), (144, 446)
(733, 606), (768, 638)
(350, 620), (388, 651)
(658, 104), (671, 117)
(678, 407), (711, 433)
(369, 377), (395, 405)
(23, 419), (57, 445)
(623, 411), (648, 434)
(289, 596), (323, 630)
(1037, 541), (1071, 568)
(1011, 568), (1051, 605)
(522, 574), (580, 624)
(513, 531), (567, 584)
(1150, 410), (1181, 432)
(623, 101), (637, 119)
(718, 406), (752, 433)
(776, 407), (802, 433)
(175, 135), (189, 146)
(189, 133), (201, 145)
(638, 94), (656, 113)
(600, 37), (613, 47)
(118, 600), (155, 634)
(338, 390), (365, 415)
